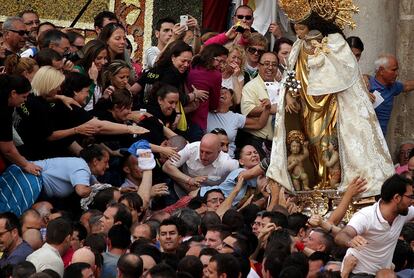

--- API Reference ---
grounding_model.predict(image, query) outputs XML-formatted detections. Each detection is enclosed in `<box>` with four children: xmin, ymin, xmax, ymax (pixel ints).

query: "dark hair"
<box><xmin>117</xmin><ymin>253</ymin><xmax>143</xmax><ymax>278</ymax></box>
<box><xmin>83</xmin><ymin>233</ymin><xmax>107</xmax><ymax>254</ymax></box>
<box><xmin>72</xmin><ymin>222</ymin><xmax>87</xmax><ymax>242</ymax></box>
<box><xmin>203</xmin><ymin>189</ymin><xmax>225</xmax><ymax>204</ymax></box>
<box><xmin>159</xmin><ymin>217</ymin><xmax>186</xmax><ymax>237</ymax></box>
<box><xmin>155</xmin><ymin>40</ymin><xmax>193</xmax><ymax>71</ymax></box>
<box><xmin>119</xmin><ymin>192</ymin><xmax>143</xmax><ymax>215</ymax></box>
<box><xmin>40</xmin><ymin>29</ymin><xmax>69</xmax><ymax>50</ymax></box>
<box><xmin>38</xmin><ymin>21</ymin><xmax>56</xmax><ymax>30</ymax></box>
<box><xmin>66</xmin><ymin>31</ymin><xmax>84</xmax><ymax>46</ymax></box>
<box><xmin>308</xmin><ymin>251</ymin><xmax>331</xmax><ymax>264</ymax></box>
<box><xmin>63</xmin><ymin>262</ymin><xmax>91</xmax><ymax>278</ymax></box>
<box><xmin>0</xmin><ymin>212</ymin><xmax>21</xmax><ymax>236</ymax></box>
<box><xmin>298</xmin><ymin>12</ymin><xmax>344</xmax><ymax>37</ymax></box>
<box><xmin>130</xmin><ymin>242</ymin><xmax>162</xmax><ymax>263</ymax></box>
<box><xmin>0</xmin><ymin>74</ymin><xmax>31</xmax><ymax>103</ymax></box>
<box><xmin>108</xmin><ymin>224</ymin><xmax>131</xmax><ymax>249</ymax></box>
<box><xmin>147</xmin><ymin>263</ymin><xmax>176</xmax><ymax>278</ymax></box>
<box><xmin>222</xmin><ymin>209</ymin><xmax>244</xmax><ymax>232</ymax></box>
<box><xmin>262</xmin><ymin>211</ymin><xmax>288</xmax><ymax>229</ymax></box>
<box><xmin>12</xmin><ymin>261</ymin><xmax>36</xmax><ymax>278</ymax></box>
<box><xmin>192</xmin><ymin>44</ymin><xmax>229</xmax><ymax>70</ymax></box>
<box><xmin>46</xmin><ymin>218</ymin><xmax>73</xmax><ymax>245</ymax></box>
<box><xmin>282</xmin><ymin>252</ymin><xmax>309</xmax><ymax>278</ymax></box>
<box><xmin>101</xmin><ymin>59</ymin><xmax>131</xmax><ymax>90</ymax></box>
<box><xmin>288</xmin><ymin>213</ymin><xmax>309</xmax><ymax>236</ymax></box>
<box><xmin>211</xmin><ymin>253</ymin><xmax>241</xmax><ymax>278</ymax></box>
<box><xmin>177</xmin><ymin>256</ymin><xmax>203</xmax><ymax>278</ymax></box>
<box><xmin>35</xmin><ymin>48</ymin><xmax>62</xmax><ymax>67</ymax></box>
<box><xmin>156</xmin><ymin>17</ymin><xmax>176</xmax><ymax>31</ymax></box>
<box><xmin>200</xmin><ymin>212</ymin><xmax>221</xmax><ymax>235</ymax></box>
<box><xmin>171</xmin><ymin>208</ymin><xmax>201</xmax><ymax>236</ymax></box>
<box><xmin>280</xmin><ymin>266</ymin><xmax>305</xmax><ymax>278</ymax></box>
<box><xmin>210</xmin><ymin>128</ymin><xmax>227</xmax><ymax>136</ymax></box>
<box><xmin>258</xmin><ymin>51</ymin><xmax>278</xmax><ymax>65</ymax></box>
<box><xmin>393</xmin><ymin>239</ymin><xmax>413</xmax><ymax>272</ymax></box>
<box><xmin>108</xmin><ymin>203</ymin><xmax>133</xmax><ymax>229</ymax></box>
<box><xmin>381</xmin><ymin>174</ymin><xmax>413</xmax><ymax>202</ymax></box>
<box><xmin>148</xmin><ymin>82</ymin><xmax>179</xmax><ymax>104</ymax></box>
<box><xmin>346</xmin><ymin>36</ymin><xmax>364</xmax><ymax>52</ymax></box>
<box><xmin>199</xmin><ymin>247</ymin><xmax>219</xmax><ymax>258</ymax></box>
<box><xmin>94</xmin><ymin>11</ymin><xmax>118</xmax><ymax>28</ymax></box>
<box><xmin>273</xmin><ymin>37</ymin><xmax>294</xmax><ymax>53</ymax></box>
<box><xmin>61</xmin><ymin>72</ymin><xmax>92</xmax><ymax>98</ymax></box>
<box><xmin>239</xmin><ymin>204</ymin><xmax>261</xmax><ymax>228</ymax></box>
<box><xmin>79</xmin><ymin>144</ymin><xmax>108</xmax><ymax>163</ymax></box>
<box><xmin>77</xmin><ymin>39</ymin><xmax>108</xmax><ymax>73</ymax></box>
<box><xmin>90</xmin><ymin>187</ymin><xmax>120</xmax><ymax>212</ymax></box>
<box><xmin>98</xmin><ymin>23</ymin><xmax>125</xmax><ymax>59</ymax></box>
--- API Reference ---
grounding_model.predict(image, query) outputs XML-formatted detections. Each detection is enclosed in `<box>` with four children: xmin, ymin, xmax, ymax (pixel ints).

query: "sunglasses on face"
<box><xmin>7</xmin><ymin>29</ymin><xmax>30</xmax><ymax>36</ymax></box>
<box><xmin>236</xmin><ymin>15</ymin><xmax>253</xmax><ymax>20</ymax></box>
<box><xmin>247</xmin><ymin>47</ymin><xmax>265</xmax><ymax>56</ymax></box>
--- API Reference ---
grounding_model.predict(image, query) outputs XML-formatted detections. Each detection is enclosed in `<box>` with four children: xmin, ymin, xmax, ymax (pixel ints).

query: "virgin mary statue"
<box><xmin>267</xmin><ymin>0</ymin><xmax>395</xmax><ymax>197</ymax></box>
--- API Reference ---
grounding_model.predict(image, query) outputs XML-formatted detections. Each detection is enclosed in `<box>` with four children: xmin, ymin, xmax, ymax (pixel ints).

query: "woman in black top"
<box><xmin>0</xmin><ymin>74</ymin><xmax>41</xmax><ymax>175</ymax></box>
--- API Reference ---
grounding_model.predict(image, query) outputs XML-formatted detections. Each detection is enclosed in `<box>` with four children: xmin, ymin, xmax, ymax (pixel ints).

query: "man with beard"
<box><xmin>335</xmin><ymin>174</ymin><xmax>414</xmax><ymax>277</ymax></box>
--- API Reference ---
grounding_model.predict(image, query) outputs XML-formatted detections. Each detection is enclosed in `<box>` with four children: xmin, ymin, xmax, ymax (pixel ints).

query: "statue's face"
<box><xmin>290</xmin><ymin>141</ymin><xmax>301</xmax><ymax>154</ymax></box>
<box><xmin>294</xmin><ymin>23</ymin><xmax>309</xmax><ymax>39</ymax></box>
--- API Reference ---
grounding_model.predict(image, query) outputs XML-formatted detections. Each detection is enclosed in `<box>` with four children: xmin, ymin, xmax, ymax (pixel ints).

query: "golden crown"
<box><xmin>287</xmin><ymin>130</ymin><xmax>306</xmax><ymax>145</ymax></box>
<box><xmin>278</xmin><ymin>0</ymin><xmax>359</xmax><ymax>29</ymax></box>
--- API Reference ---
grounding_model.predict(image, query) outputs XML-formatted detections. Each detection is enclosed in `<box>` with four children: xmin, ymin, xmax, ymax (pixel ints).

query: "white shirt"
<box><xmin>170</xmin><ymin>141</ymin><xmax>239</xmax><ymax>186</ymax></box>
<box><xmin>221</xmin><ymin>74</ymin><xmax>244</xmax><ymax>90</ymax></box>
<box><xmin>26</xmin><ymin>243</ymin><xmax>64</xmax><ymax>277</ymax></box>
<box><xmin>207</xmin><ymin>111</ymin><xmax>246</xmax><ymax>158</ymax></box>
<box><xmin>144</xmin><ymin>46</ymin><xmax>161</xmax><ymax>69</ymax></box>
<box><xmin>344</xmin><ymin>202</ymin><xmax>414</xmax><ymax>275</ymax></box>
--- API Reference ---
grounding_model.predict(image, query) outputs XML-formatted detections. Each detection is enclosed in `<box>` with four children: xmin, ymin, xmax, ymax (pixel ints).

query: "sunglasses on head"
<box><xmin>7</xmin><ymin>29</ymin><xmax>29</xmax><ymax>36</ymax></box>
<box><xmin>236</xmin><ymin>15</ymin><xmax>253</xmax><ymax>20</ymax></box>
<box><xmin>247</xmin><ymin>47</ymin><xmax>265</xmax><ymax>56</ymax></box>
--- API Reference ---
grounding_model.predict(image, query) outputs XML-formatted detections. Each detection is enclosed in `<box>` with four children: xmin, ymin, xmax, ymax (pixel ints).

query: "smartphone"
<box><xmin>180</xmin><ymin>15</ymin><xmax>188</xmax><ymax>28</ymax></box>
<box><xmin>235</xmin><ymin>21</ymin><xmax>245</xmax><ymax>33</ymax></box>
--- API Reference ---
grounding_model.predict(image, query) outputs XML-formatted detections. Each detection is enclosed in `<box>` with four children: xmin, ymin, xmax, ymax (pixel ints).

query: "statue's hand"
<box><xmin>285</xmin><ymin>95</ymin><xmax>300</xmax><ymax>113</ymax></box>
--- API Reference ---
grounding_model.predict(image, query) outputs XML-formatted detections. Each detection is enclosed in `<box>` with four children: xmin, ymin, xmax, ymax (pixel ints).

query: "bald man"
<box><xmin>23</xmin><ymin>229</ymin><xmax>43</xmax><ymax>250</ymax></box>
<box><xmin>163</xmin><ymin>133</ymin><xmax>239</xmax><ymax>194</ymax></box>
<box><xmin>369</xmin><ymin>54</ymin><xmax>414</xmax><ymax>136</ymax></box>
<box><xmin>71</xmin><ymin>247</ymin><xmax>98</xmax><ymax>277</ymax></box>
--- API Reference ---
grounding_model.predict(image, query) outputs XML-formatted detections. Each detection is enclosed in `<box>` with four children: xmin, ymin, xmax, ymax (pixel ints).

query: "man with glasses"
<box><xmin>241</xmin><ymin>52</ymin><xmax>280</xmax><ymax>159</ymax></box>
<box><xmin>0</xmin><ymin>212</ymin><xmax>33</xmax><ymax>268</ymax></box>
<box><xmin>1</xmin><ymin>17</ymin><xmax>28</xmax><ymax>57</ymax></box>
<box><xmin>19</xmin><ymin>10</ymin><xmax>40</xmax><ymax>47</ymax></box>
<box><xmin>335</xmin><ymin>174</ymin><xmax>414</xmax><ymax>277</ymax></box>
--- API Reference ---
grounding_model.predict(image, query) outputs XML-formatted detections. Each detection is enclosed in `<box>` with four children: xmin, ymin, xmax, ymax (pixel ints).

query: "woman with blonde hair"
<box><xmin>221</xmin><ymin>45</ymin><xmax>246</xmax><ymax>105</ymax></box>
<box><xmin>4</xmin><ymin>54</ymin><xmax>39</xmax><ymax>82</ymax></box>
<box><xmin>15</xmin><ymin>66</ymin><xmax>98</xmax><ymax>160</ymax></box>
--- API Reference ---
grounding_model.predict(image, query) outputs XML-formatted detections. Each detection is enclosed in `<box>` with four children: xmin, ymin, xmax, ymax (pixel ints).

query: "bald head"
<box><xmin>376</xmin><ymin>269</ymin><xmax>397</xmax><ymax>278</ymax></box>
<box><xmin>23</xmin><ymin>229</ymin><xmax>43</xmax><ymax>250</ymax></box>
<box><xmin>71</xmin><ymin>247</ymin><xmax>96</xmax><ymax>267</ymax></box>
<box><xmin>21</xmin><ymin>209</ymin><xmax>42</xmax><ymax>233</ymax></box>
<box><xmin>200</xmin><ymin>134</ymin><xmax>221</xmax><ymax>166</ymax></box>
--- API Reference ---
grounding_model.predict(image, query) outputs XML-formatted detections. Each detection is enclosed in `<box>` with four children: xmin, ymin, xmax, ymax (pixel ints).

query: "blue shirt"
<box><xmin>369</xmin><ymin>76</ymin><xmax>404</xmax><ymax>135</ymax></box>
<box><xmin>200</xmin><ymin>168</ymin><xmax>257</xmax><ymax>206</ymax></box>
<box><xmin>0</xmin><ymin>240</ymin><xmax>33</xmax><ymax>267</ymax></box>
<box><xmin>34</xmin><ymin>157</ymin><xmax>95</xmax><ymax>198</ymax></box>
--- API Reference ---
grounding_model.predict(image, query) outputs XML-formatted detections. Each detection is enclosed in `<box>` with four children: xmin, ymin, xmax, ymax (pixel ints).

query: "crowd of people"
<box><xmin>0</xmin><ymin>3</ymin><xmax>413</xmax><ymax>278</ymax></box>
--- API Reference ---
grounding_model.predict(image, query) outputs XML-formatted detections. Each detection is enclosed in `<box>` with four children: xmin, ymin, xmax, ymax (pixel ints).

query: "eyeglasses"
<box><xmin>213</xmin><ymin>57</ymin><xmax>227</xmax><ymax>65</ymax></box>
<box><xmin>24</xmin><ymin>20</ymin><xmax>40</xmax><ymax>26</ymax></box>
<box><xmin>247</xmin><ymin>47</ymin><xmax>265</xmax><ymax>56</ymax></box>
<box><xmin>236</xmin><ymin>15</ymin><xmax>253</xmax><ymax>20</ymax></box>
<box><xmin>259</xmin><ymin>62</ymin><xmax>278</xmax><ymax>68</ymax></box>
<box><xmin>403</xmin><ymin>194</ymin><xmax>414</xmax><ymax>199</ymax></box>
<box><xmin>7</xmin><ymin>29</ymin><xmax>30</xmax><ymax>36</ymax></box>
<box><xmin>0</xmin><ymin>229</ymin><xmax>11</xmax><ymax>237</ymax></box>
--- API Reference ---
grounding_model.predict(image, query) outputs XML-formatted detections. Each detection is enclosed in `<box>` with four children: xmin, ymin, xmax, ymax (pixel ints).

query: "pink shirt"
<box><xmin>187</xmin><ymin>66</ymin><xmax>222</xmax><ymax>129</ymax></box>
